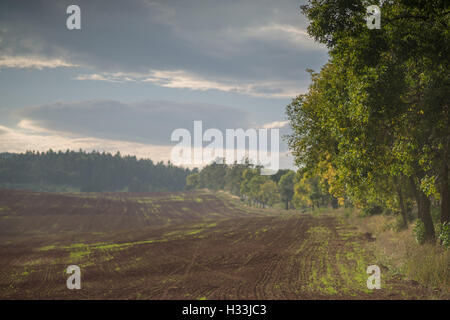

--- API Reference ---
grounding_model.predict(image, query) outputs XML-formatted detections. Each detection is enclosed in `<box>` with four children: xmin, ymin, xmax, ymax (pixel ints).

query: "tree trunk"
<box><xmin>410</xmin><ymin>176</ymin><xmax>435</xmax><ymax>242</ymax></box>
<box><xmin>397</xmin><ymin>185</ymin><xmax>408</xmax><ymax>227</ymax></box>
<box><xmin>394</xmin><ymin>176</ymin><xmax>408</xmax><ymax>227</ymax></box>
<box><xmin>409</xmin><ymin>176</ymin><xmax>422</xmax><ymax>219</ymax></box>
<box><xmin>441</xmin><ymin>161</ymin><xmax>449</xmax><ymax>224</ymax></box>
<box><xmin>285</xmin><ymin>199</ymin><xmax>289</xmax><ymax>210</ymax></box>
<box><xmin>420</xmin><ymin>192</ymin><xmax>435</xmax><ymax>242</ymax></box>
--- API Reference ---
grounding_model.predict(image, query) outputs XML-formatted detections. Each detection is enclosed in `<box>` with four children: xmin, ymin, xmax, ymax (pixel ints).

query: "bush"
<box><xmin>437</xmin><ymin>222</ymin><xmax>450</xmax><ymax>249</ymax></box>
<box><xmin>413</xmin><ymin>220</ymin><xmax>426</xmax><ymax>245</ymax></box>
<box><xmin>361</xmin><ymin>203</ymin><xmax>383</xmax><ymax>216</ymax></box>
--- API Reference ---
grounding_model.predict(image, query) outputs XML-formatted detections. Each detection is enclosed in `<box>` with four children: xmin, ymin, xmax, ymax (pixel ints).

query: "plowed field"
<box><xmin>0</xmin><ymin>189</ymin><xmax>433</xmax><ymax>299</ymax></box>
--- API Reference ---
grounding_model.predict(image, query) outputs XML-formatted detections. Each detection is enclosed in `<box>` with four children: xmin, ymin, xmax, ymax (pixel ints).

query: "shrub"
<box><xmin>437</xmin><ymin>222</ymin><xmax>450</xmax><ymax>249</ymax></box>
<box><xmin>413</xmin><ymin>220</ymin><xmax>426</xmax><ymax>245</ymax></box>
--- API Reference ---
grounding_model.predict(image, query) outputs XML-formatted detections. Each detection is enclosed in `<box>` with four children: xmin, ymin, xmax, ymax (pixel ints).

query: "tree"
<box><xmin>260</xmin><ymin>180</ymin><xmax>280</xmax><ymax>208</ymax></box>
<box><xmin>270</xmin><ymin>169</ymin><xmax>291</xmax><ymax>184</ymax></box>
<box><xmin>248</xmin><ymin>175</ymin><xmax>267</xmax><ymax>207</ymax></box>
<box><xmin>224</xmin><ymin>162</ymin><xmax>251</xmax><ymax>196</ymax></box>
<box><xmin>197</xmin><ymin>163</ymin><xmax>227</xmax><ymax>190</ymax></box>
<box><xmin>0</xmin><ymin>150</ymin><xmax>192</xmax><ymax>192</ymax></box>
<box><xmin>293</xmin><ymin>172</ymin><xmax>329</xmax><ymax>210</ymax></box>
<box><xmin>278</xmin><ymin>171</ymin><xmax>295</xmax><ymax>210</ymax></box>
<box><xmin>186</xmin><ymin>173</ymin><xmax>200</xmax><ymax>190</ymax></box>
<box><xmin>289</xmin><ymin>0</ymin><xmax>450</xmax><ymax>241</ymax></box>
<box><xmin>240</xmin><ymin>168</ymin><xmax>259</xmax><ymax>203</ymax></box>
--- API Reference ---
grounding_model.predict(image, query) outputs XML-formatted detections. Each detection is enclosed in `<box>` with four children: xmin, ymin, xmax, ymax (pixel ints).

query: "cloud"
<box><xmin>262</xmin><ymin>120</ymin><xmax>289</xmax><ymax>129</ymax></box>
<box><xmin>75</xmin><ymin>69</ymin><xmax>305</xmax><ymax>98</ymax></box>
<box><xmin>0</xmin><ymin>124</ymin><xmax>173</xmax><ymax>163</ymax></box>
<box><xmin>17</xmin><ymin>100</ymin><xmax>252</xmax><ymax>146</ymax></box>
<box><xmin>0</xmin><ymin>55</ymin><xmax>77</xmax><ymax>69</ymax></box>
<box><xmin>9</xmin><ymin>99</ymin><xmax>294</xmax><ymax>167</ymax></box>
<box><xmin>74</xmin><ymin>73</ymin><xmax>125</xmax><ymax>83</ymax></box>
<box><xmin>0</xmin><ymin>0</ymin><xmax>327</xmax><ymax>98</ymax></box>
<box><xmin>226</xmin><ymin>24</ymin><xmax>324</xmax><ymax>51</ymax></box>
<box><xmin>142</xmin><ymin>70</ymin><xmax>238</xmax><ymax>92</ymax></box>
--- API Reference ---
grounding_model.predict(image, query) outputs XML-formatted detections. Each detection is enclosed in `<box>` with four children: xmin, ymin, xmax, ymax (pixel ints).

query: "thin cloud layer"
<box><xmin>17</xmin><ymin>100</ymin><xmax>251</xmax><ymax>146</ymax></box>
<box><xmin>75</xmin><ymin>69</ymin><xmax>306</xmax><ymax>98</ymax></box>
<box><xmin>0</xmin><ymin>124</ymin><xmax>173</xmax><ymax>163</ymax></box>
<box><xmin>0</xmin><ymin>55</ymin><xmax>77</xmax><ymax>69</ymax></box>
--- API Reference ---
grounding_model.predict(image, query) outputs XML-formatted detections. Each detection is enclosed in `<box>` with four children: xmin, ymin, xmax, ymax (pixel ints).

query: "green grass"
<box><xmin>38</xmin><ymin>245</ymin><xmax>57</xmax><ymax>251</ymax></box>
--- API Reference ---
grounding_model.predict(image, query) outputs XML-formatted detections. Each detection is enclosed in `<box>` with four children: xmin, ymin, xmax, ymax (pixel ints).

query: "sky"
<box><xmin>0</xmin><ymin>0</ymin><xmax>328</xmax><ymax>169</ymax></box>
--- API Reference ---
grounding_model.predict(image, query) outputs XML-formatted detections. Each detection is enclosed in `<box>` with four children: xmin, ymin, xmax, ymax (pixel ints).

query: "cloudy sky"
<box><xmin>0</xmin><ymin>0</ymin><xmax>328</xmax><ymax>169</ymax></box>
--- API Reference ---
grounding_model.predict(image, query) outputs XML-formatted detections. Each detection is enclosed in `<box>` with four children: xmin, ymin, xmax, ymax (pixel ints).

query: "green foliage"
<box><xmin>437</xmin><ymin>222</ymin><xmax>450</xmax><ymax>249</ymax></box>
<box><xmin>278</xmin><ymin>171</ymin><xmax>295</xmax><ymax>210</ymax></box>
<box><xmin>287</xmin><ymin>0</ymin><xmax>450</xmax><ymax>241</ymax></box>
<box><xmin>186</xmin><ymin>162</ymin><xmax>252</xmax><ymax>194</ymax></box>
<box><xmin>259</xmin><ymin>180</ymin><xmax>280</xmax><ymax>207</ymax></box>
<box><xmin>413</xmin><ymin>220</ymin><xmax>426</xmax><ymax>245</ymax></box>
<box><xmin>188</xmin><ymin>162</ymin><xmax>339</xmax><ymax>211</ymax></box>
<box><xmin>197</xmin><ymin>163</ymin><xmax>227</xmax><ymax>190</ymax></box>
<box><xmin>225</xmin><ymin>162</ymin><xmax>252</xmax><ymax>195</ymax></box>
<box><xmin>186</xmin><ymin>173</ymin><xmax>200</xmax><ymax>190</ymax></box>
<box><xmin>187</xmin><ymin>163</ymin><xmax>296</xmax><ymax>209</ymax></box>
<box><xmin>248</xmin><ymin>175</ymin><xmax>268</xmax><ymax>207</ymax></box>
<box><xmin>240</xmin><ymin>168</ymin><xmax>259</xmax><ymax>201</ymax></box>
<box><xmin>0</xmin><ymin>150</ymin><xmax>191</xmax><ymax>192</ymax></box>
<box><xmin>293</xmin><ymin>172</ymin><xmax>334</xmax><ymax>210</ymax></box>
<box><xmin>270</xmin><ymin>169</ymin><xmax>291</xmax><ymax>184</ymax></box>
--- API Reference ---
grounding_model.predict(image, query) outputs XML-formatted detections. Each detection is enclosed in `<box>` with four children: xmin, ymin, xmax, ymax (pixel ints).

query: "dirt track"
<box><xmin>0</xmin><ymin>189</ymin><xmax>435</xmax><ymax>299</ymax></box>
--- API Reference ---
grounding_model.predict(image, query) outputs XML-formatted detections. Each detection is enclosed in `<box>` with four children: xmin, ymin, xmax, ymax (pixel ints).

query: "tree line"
<box><xmin>286</xmin><ymin>0</ymin><xmax>449</xmax><ymax>243</ymax></box>
<box><xmin>0</xmin><ymin>150</ymin><xmax>192</xmax><ymax>192</ymax></box>
<box><xmin>186</xmin><ymin>161</ymin><xmax>338</xmax><ymax>210</ymax></box>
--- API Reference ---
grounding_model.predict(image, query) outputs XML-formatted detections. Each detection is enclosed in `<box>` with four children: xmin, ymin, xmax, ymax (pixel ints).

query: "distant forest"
<box><xmin>0</xmin><ymin>150</ymin><xmax>193</xmax><ymax>192</ymax></box>
<box><xmin>186</xmin><ymin>161</ymin><xmax>339</xmax><ymax>211</ymax></box>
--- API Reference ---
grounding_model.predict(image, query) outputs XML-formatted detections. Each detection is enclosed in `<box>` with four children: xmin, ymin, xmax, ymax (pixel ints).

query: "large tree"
<box><xmin>288</xmin><ymin>0</ymin><xmax>449</xmax><ymax>241</ymax></box>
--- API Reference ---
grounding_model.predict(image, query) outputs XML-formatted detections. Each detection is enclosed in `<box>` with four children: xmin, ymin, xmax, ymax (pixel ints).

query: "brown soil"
<box><xmin>0</xmin><ymin>189</ymin><xmax>439</xmax><ymax>299</ymax></box>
